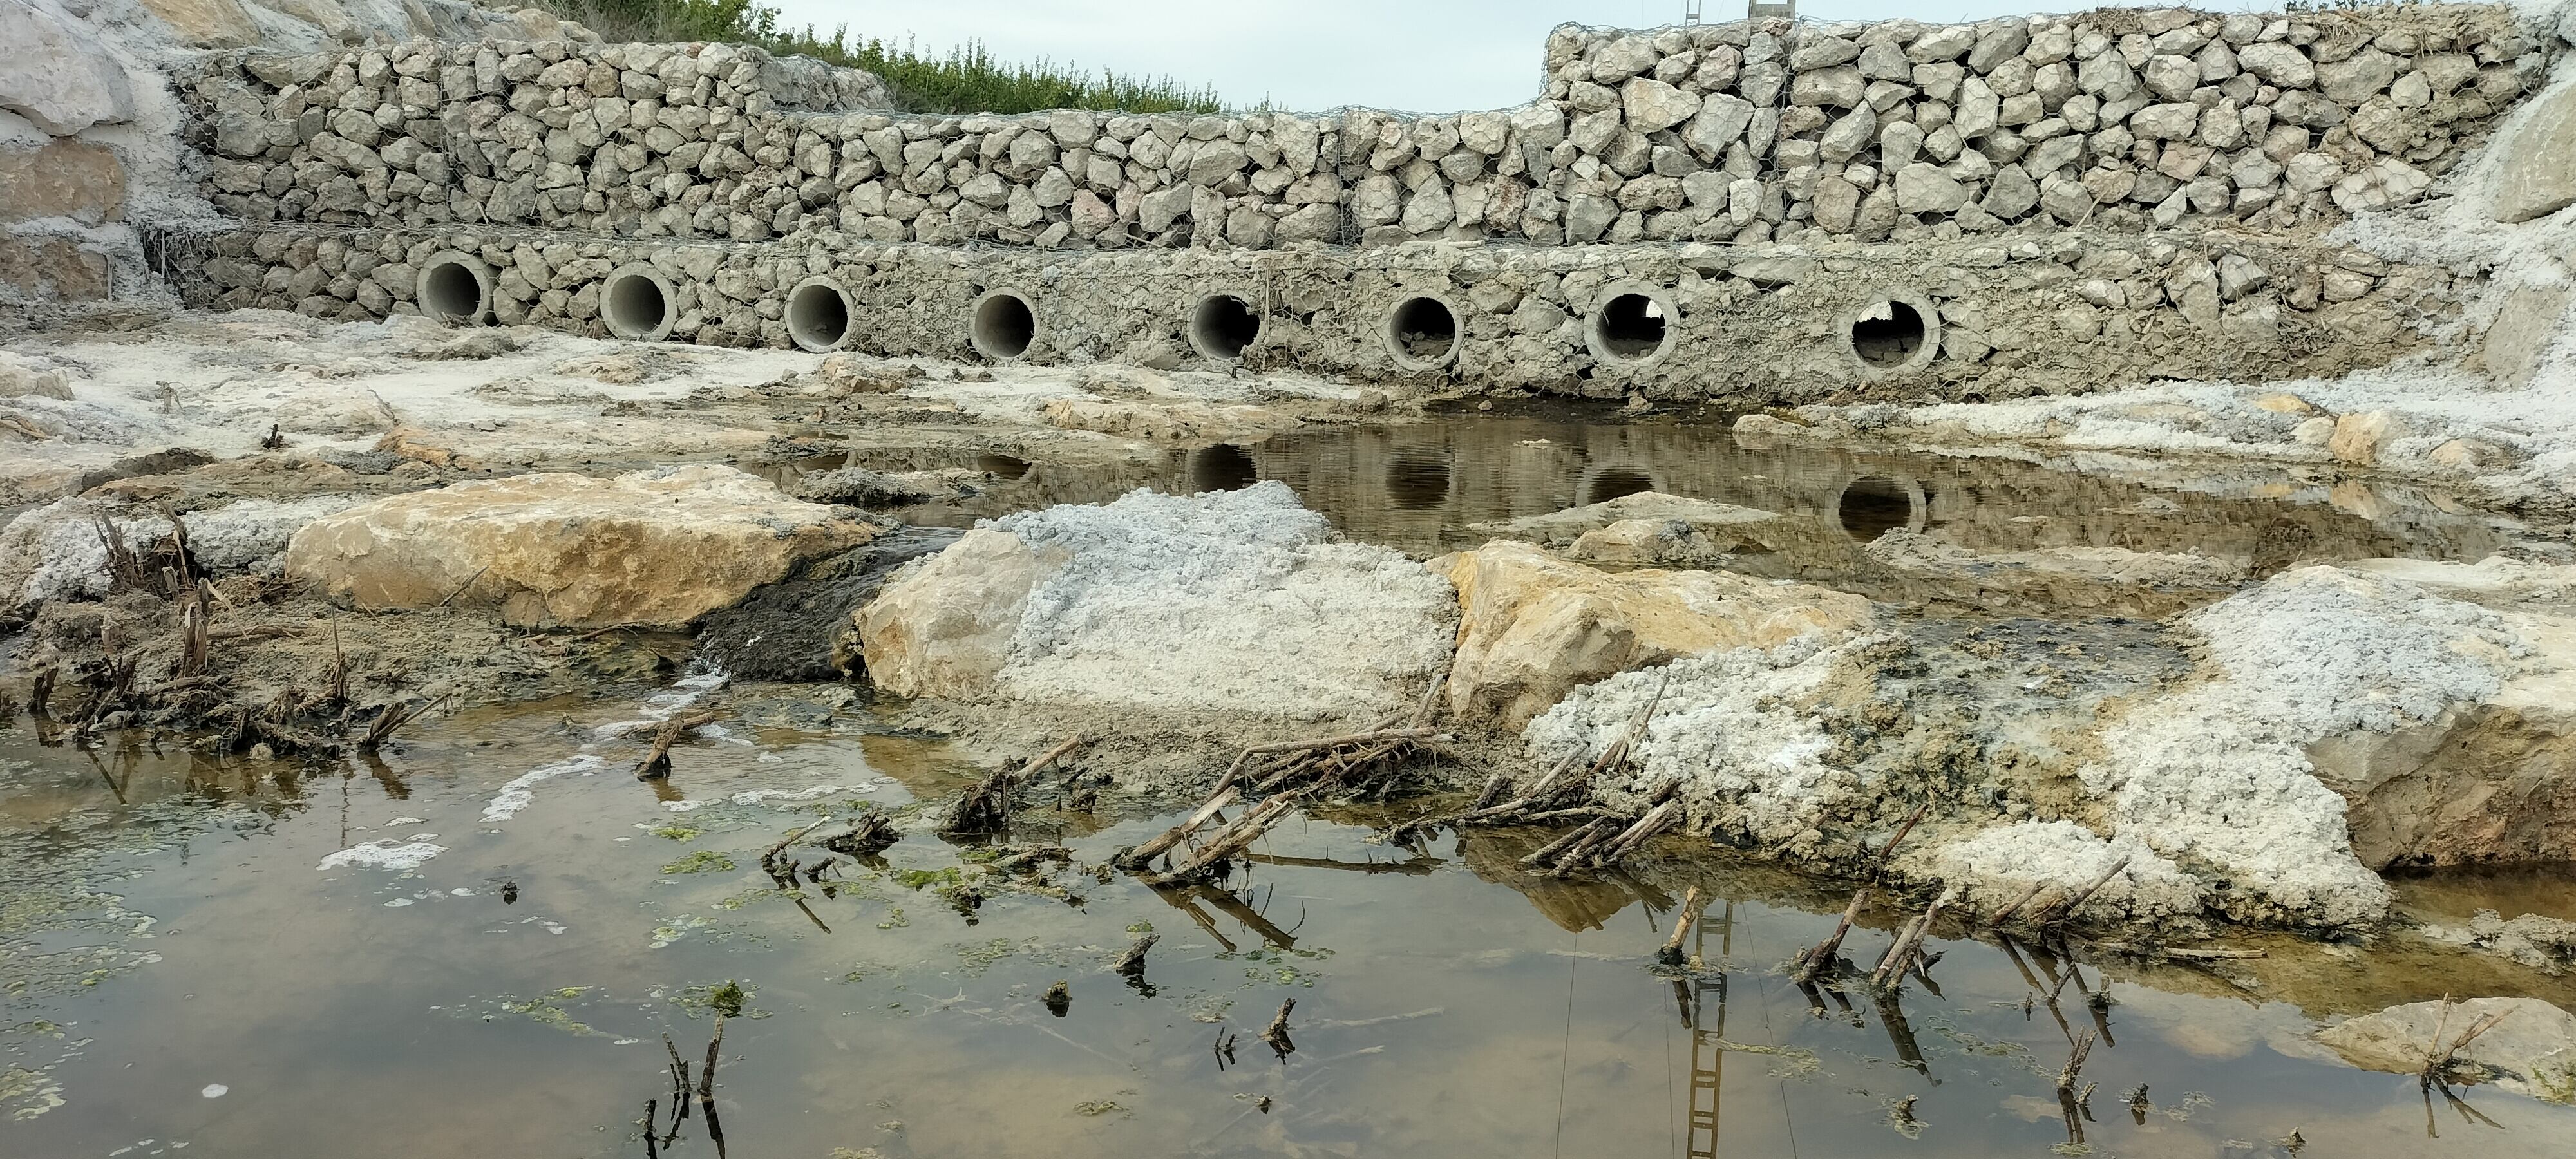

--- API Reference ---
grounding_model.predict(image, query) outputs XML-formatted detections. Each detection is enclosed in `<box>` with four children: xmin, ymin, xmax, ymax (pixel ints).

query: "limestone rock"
<box><xmin>2318</xmin><ymin>998</ymin><xmax>2576</xmax><ymax>1102</ymax></box>
<box><xmin>0</xmin><ymin>3</ymin><xmax>135</xmax><ymax>135</ymax></box>
<box><xmin>1622</xmin><ymin>77</ymin><xmax>1701</xmax><ymax>134</ymax></box>
<box><xmin>132</xmin><ymin>0</ymin><xmax>263</xmax><ymax>46</ymax></box>
<box><xmin>283</xmin><ymin>465</ymin><xmax>878</xmax><ymax>628</ymax></box>
<box><xmin>1437</xmin><ymin>540</ymin><xmax>1872</xmax><ymax>727</ymax></box>
<box><xmin>1469</xmin><ymin>491</ymin><xmax>1782</xmax><ymax>550</ymax></box>
<box><xmin>2327</xmin><ymin>410</ymin><xmax>2403</xmax><ymax>466</ymax></box>
<box><xmin>1893</xmin><ymin>162</ymin><xmax>1969</xmax><ymax>214</ymax></box>
<box><xmin>854</xmin><ymin>483</ymin><xmax>1455</xmax><ymax>715</ymax></box>
<box><xmin>852</xmin><ymin>527</ymin><xmax>1054</xmax><ymax>699</ymax></box>
<box><xmin>2495</xmin><ymin>82</ymin><xmax>2576</xmax><ymax>223</ymax></box>
<box><xmin>0</xmin><ymin>138</ymin><xmax>126</xmax><ymax>225</ymax></box>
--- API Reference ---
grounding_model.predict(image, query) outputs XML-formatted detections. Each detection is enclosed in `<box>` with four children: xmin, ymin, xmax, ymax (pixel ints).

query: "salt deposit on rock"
<box><xmin>1</xmin><ymin>493</ymin><xmax>366</xmax><ymax>609</ymax></box>
<box><xmin>857</xmin><ymin>482</ymin><xmax>1455</xmax><ymax>719</ymax></box>
<box><xmin>285</xmin><ymin>465</ymin><xmax>876</xmax><ymax>628</ymax></box>
<box><xmin>1524</xmin><ymin>561</ymin><xmax>2569</xmax><ymax>928</ymax></box>
<box><xmin>2084</xmin><ymin>565</ymin><xmax>2519</xmax><ymax>925</ymax></box>
<box><xmin>1439</xmin><ymin>540</ymin><xmax>1871</xmax><ymax>727</ymax></box>
<box><xmin>1470</xmin><ymin>491</ymin><xmax>1782</xmax><ymax>551</ymax></box>
<box><xmin>1920</xmin><ymin>822</ymin><xmax>2208</xmax><ymax>924</ymax></box>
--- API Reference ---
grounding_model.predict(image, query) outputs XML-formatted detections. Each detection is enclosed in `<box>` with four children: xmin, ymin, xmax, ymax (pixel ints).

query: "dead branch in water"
<box><xmin>697</xmin><ymin>1016</ymin><xmax>725</xmax><ymax>1115</ymax></box>
<box><xmin>2056</xmin><ymin>1028</ymin><xmax>2097</xmax><ymax>1094</ymax></box>
<box><xmin>1117</xmin><ymin>719</ymin><xmax>1444</xmax><ymax>874</ymax></box>
<box><xmin>942</xmin><ymin>733</ymin><xmax>1084</xmax><ymax>834</ymax></box>
<box><xmin>1794</xmin><ymin>887</ymin><xmax>1871</xmax><ymax>983</ymax></box>
<box><xmin>2421</xmin><ymin>994</ymin><xmax>2515</xmax><ymax>1087</ymax></box>
<box><xmin>357</xmin><ymin>693</ymin><xmax>447</xmax><ymax>752</ymax></box>
<box><xmin>633</xmin><ymin>709</ymin><xmax>721</xmax><ymax>778</ymax></box>
<box><xmin>1113</xmin><ymin>933</ymin><xmax>1158</xmax><ymax>976</ymax></box>
<box><xmin>1657</xmin><ymin>885</ymin><xmax>1704</xmax><ymax>965</ymax></box>
<box><xmin>1869</xmin><ymin>886</ymin><xmax>1960</xmax><ymax>989</ymax></box>
<box><xmin>1261</xmin><ymin>997</ymin><xmax>1296</xmax><ymax>1057</ymax></box>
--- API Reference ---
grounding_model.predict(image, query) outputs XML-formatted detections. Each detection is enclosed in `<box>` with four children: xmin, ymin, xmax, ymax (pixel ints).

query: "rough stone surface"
<box><xmin>2495</xmin><ymin>82</ymin><xmax>2576</xmax><ymax>224</ymax></box>
<box><xmin>857</xmin><ymin>482</ymin><xmax>1455</xmax><ymax>718</ymax></box>
<box><xmin>0</xmin><ymin>2</ymin><xmax>134</xmax><ymax>135</ymax></box>
<box><xmin>1437</xmin><ymin>540</ymin><xmax>1871</xmax><ymax>728</ymax></box>
<box><xmin>0</xmin><ymin>138</ymin><xmax>126</xmax><ymax>225</ymax></box>
<box><xmin>283</xmin><ymin>465</ymin><xmax>876</xmax><ymax>628</ymax></box>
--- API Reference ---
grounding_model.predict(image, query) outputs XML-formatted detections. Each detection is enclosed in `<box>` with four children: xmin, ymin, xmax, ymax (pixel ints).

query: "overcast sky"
<box><xmin>764</xmin><ymin>1</ymin><xmax>2269</xmax><ymax>113</ymax></box>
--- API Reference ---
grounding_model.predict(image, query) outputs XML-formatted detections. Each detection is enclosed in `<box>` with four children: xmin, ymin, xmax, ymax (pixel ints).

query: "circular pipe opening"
<box><xmin>601</xmin><ymin>265</ymin><xmax>676</xmax><ymax>342</ymax></box>
<box><xmin>1385</xmin><ymin>451</ymin><xmax>1451</xmax><ymax>511</ymax></box>
<box><xmin>415</xmin><ymin>250</ymin><xmax>491</xmax><ymax>326</ymax></box>
<box><xmin>1844</xmin><ymin>292</ymin><xmax>1942</xmax><ymax>376</ymax></box>
<box><xmin>1586</xmin><ymin>285</ymin><xmax>1678</xmax><ymax>366</ymax></box>
<box><xmin>1188</xmin><ymin>292</ymin><xmax>1262</xmax><ymax>361</ymax></box>
<box><xmin>969</xmin><ymin>289</ymin><xmax>1038</xmax><ymax>361</ymax></box>
<box><xmin>1836</xmin><ymin>475</ymin><xmax>1927</xmax><ymax>542</ymax></box>
<box><xmin>1852</xmin><ymin>302</ymin><xmax>1927</xmax><ymax>367</ymax></box>
<box><xmin>1383</xmin><ymin>295</ymin><xmax>1460</xmax><ymax>372</ymax></box>
<box><xmin>786</xmin><ymin>277</ymin><xmax>853</xmax><ymax>353</ymax></box>
<box><xmin>1189</xmin><ymin>444</ymin><xmax>1258</xmax><ymax>493</ymax></box>
<box><xmin>1580</xmin><ymin>465</ymin><xmax>1657</xmax><ymax>507</ymax></box>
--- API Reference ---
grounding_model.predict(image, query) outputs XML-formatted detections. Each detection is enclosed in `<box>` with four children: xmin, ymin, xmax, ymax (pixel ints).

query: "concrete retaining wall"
<box><xmin>166</xmin><ymin>221</ymin><xmax>2456</xmax><ymax>400</ymax></box>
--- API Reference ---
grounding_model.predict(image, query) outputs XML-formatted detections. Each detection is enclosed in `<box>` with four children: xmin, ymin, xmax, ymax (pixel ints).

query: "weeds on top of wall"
<box><xmin>524</xmin><ymin>0</ymin><xmax>1226</xmax><ymax>114</ymax></box>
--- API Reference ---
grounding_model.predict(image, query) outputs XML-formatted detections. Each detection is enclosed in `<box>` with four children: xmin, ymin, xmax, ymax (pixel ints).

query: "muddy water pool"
<box><xmin>771</xmin><ymin>402</ymin><xmax>2542</xmax><ymax>607</ymax></box>
<box><xmin>6</xmin><ymin>686</ymin><xmax>2575</xmax><ymax>1158</ymax></box>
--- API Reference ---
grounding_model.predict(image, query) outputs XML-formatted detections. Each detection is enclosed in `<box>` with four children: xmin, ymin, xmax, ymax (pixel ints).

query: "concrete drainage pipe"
<box><xmin>1188</xmin><ymin>292</ymin><xmax>1262</xmax><ymax>361</ymax></box>
<box><xmin>1383</xmin><ymin>294</ymin><xmax>1461</xmax><ymax>372</ymax></box>
<box><xmin>1585</xmin><ymin>282</ymin><xmax>1680</xmax><ymax>367</ymax></box>
<box><xmin>969</xmin><ymin>288</ymin><xmax>1039</xmax><ymax>360</ymax></box>
<box><xmin>601</xmin><ymin>265</ymin><xmax>677</xmax><ymax>342</ymax></box>
<box><xmin>414</xmin><ymin>250</ymin><xmax>492</xmax><ymax>326</ymax></box>
<box><xmin>1843</xmin><ymin>291</ymin><xmax>1942</xmax><ymax>376</ymax></box>
<box><xmin>786</xmin><ymin>277</ymin><xmax>854</xmax><ymax>353</ymax></box>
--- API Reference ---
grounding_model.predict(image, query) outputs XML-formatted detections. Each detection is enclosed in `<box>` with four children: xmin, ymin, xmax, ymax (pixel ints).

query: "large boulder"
<box><xmin>0</xmin><ymin>1</ymin><xmax>134</xmax><ymax>135</ymax></box>
<box><xmin>2318</xmin><ymin>997</ymin><xmax>2576</xmax><ymax>1102</ymax></box>
<box><xmin>283</xmin><ymin>466</ymin><xmax>877</xmax><ymax>629</ymax></box>
<box><xmin>855</xmin><ymin>482</ymin><xmax>1455</xmax><ymax>717</ymax></box>
<box><xmin>2494</xmin><ymin>82</ymin><xmax>2576</xmax><ymax>224</ymax></box>
<box><xmin>1437</xmin><ymin>540</ymin><xmax>1873</xmax><ymax>728</ymax></box>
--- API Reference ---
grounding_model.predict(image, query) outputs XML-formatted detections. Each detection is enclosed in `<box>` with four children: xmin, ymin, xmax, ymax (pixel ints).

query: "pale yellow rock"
<box><xmin>2474</xmin><ymin>283</ymin><xmax>2569</xmax><ymax>386</ymax></box>
<box><xmin>133</xmin><ymin>0</ymin><xmax>265</xmax><ymax>46</ymax></box>
<box><xmin>1437</xmin><ymin>540</ymin><xmax>1873</xmax><ymax>728</ymax></box>
<box><xmin>2252</xmin><ymin>392</ymin><xmax>2320</xmax><ymax>415</ymax></box>
<box><xmin>283</xmin><ymin>466</ymin><xmax>876</xmax><ymax>628</ymax></box>
<box><xmin>2291</xmin><ymin>415</ymin><xmax>2336</xmax><ymax>447</ymax></box>
<box><xmin>853</xmin><ymin>528</ymin><xmax>1062</xmax><ymax>698</ymax></box>
<box><xmin>1566</xmin><ymin>517</ymin><xmax>1736</xmax><ymax>567</ymax></box>
<box><xmin>2430</xmin><ymin>437</ymin><xmax>2513</xmax><ymax>471</ymax></box>
<box><xmin>1472</xmin><ymin>491</ymin><xmax>1781</xmax><ymax>549</ymax></box>
<box><xmin>2326</xmin><ymin>410</ymin><xmax>2403</xmax><ymax>465</ymax></box>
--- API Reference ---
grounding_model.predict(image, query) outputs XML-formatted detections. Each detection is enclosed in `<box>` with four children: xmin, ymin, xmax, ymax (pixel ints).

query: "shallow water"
<box><xmin>768</xmin><ymin>402</ymin><xmax>2535</xmax><ymax>605</ymax></box>
<box><xmin>6</xmin><ymin>684</ymin><xmax>2574</xmax><ymax>1158</ymax></box>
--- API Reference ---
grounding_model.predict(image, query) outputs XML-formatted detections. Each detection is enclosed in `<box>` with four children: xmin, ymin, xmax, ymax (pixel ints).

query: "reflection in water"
<box><xmin>1580</xmin><ymin>464</ymin><xmax>1658</xmax><ymax>507</ymax></box>
<box><xmin>773</xmin><ymin>404</ymin><xmax>2527</xmax><ymax>617</ymax></box>
<box><xmin>1837</xmin><ymin>474</ymin><xmax>1920</xmax><ymax>542</ymax></box>
<box><xmin>5</xmin><ymin>705</ymin><xmax>2576</xmax><ymax>1158</ymax></box>
<box><xmin>1384</xmin><ymin>451</ymin><xmax>1451</xmax><ymax>511</ymax></box>
<box><xmin>1188</xmin><ymin>442</ymin><xmax>1258</xmax><ymax>492</ymax></box>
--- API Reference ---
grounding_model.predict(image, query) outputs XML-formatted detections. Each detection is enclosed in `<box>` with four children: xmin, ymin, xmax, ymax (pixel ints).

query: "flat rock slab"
<box><xmin>284</xmin><ymin>465</ymin><xmax>878</xmax><ymax>628</ymax></box>
<box><xmin>2318</xmin><ymin>997</ymin><xmax>2576</xmax><ymax>1102</ymax></box>
<box><xmin>1472</xmin><ymin>491</ymin><xmax>1781</xmax><ymax>547</ymax></box>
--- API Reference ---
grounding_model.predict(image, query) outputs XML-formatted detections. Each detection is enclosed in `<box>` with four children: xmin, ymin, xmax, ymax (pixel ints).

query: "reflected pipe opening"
<box><xmin>415</xmin><ymin>252</ymin><xmax>490</xmax><ymax>326</ymax></box>
<box><xmin>601</xmin><ymin>266</ymin><xmax>676</xmax><ymax>342</ymax></box>
<box><xmin>1385</xmin><ymin>296</ymin><xmax>1459</xmax><ymax>369</ymax></box>
<box><xmin>786</xmin><ymin>278</ymin><xmax>852</xmax><ymax>352</ymax></box>
<box><xmin>1837</xmin><ymin>475</ymin><xmax>1922</xmax><ymax>541</ymax></box>
<box><xmin>1589</xmin><ymin>292</ymin><xmax>1668</xmax><ymax>361</ymax></box>
<box><xmin>1189</xmin><ymin>293</ymin><xmax>1261</xmax><ymax>361</ymax></box>
<box><xmin>971</xmin><ymin>290</ymin><xmax>1037</xmax><ymax>360</ymax></box>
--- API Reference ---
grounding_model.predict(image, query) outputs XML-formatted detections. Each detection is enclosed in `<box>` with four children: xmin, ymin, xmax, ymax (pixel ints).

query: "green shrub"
<box><xmin>523</xmin><ymin>0</ymin><xmax>1224</xmax><ymax>113</ymax></box>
